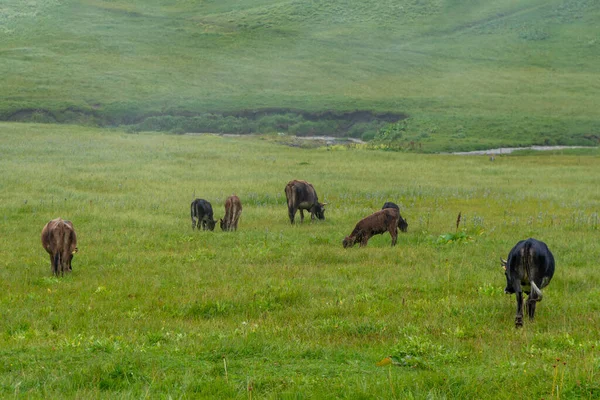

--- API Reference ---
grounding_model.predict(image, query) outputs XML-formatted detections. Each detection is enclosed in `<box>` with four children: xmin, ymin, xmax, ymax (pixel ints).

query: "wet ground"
<box><xmin>450</xmin><ymin>146</ymin><xmax>594</xmax><ymax>155</ymax></box>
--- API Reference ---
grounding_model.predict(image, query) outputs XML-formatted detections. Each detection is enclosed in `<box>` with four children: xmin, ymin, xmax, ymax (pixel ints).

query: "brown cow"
<box><xmin>220</xmin><ymin>195</ymin><xmax>243</xmax><ymax>231</ymax></box>
<box><xmin>41</xmin><ymin>218</ymin><xmax>78</xmax><ymax>276</ymax></box>
<box><xmin>343</xmin><ymin>208</ymin><xmax>399</xmax><ymax>248</ymax></box>
<box><xmin>284</xmin><ymin>180</ymin><xmax>326</xmax><ymax>224</ymax></box>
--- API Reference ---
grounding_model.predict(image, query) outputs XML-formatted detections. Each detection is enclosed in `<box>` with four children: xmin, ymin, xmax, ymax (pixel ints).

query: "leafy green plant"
<box><xmin>435</xmin><ymin>231</ymin><xmax>473</xmax><ymax>245</ymax></box>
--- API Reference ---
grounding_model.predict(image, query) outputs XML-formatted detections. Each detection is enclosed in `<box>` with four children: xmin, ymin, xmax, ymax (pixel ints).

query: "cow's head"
<box><xmin>207</xmin><ymin>218</ymin><xmax>216</xmax><ymax>231</ymax></box>
<box><xmin>219</xmin><ymin>218</ymin><xmax>226</xmax><ymax>231</ymax></box>
<box><xmin>342</xmin><ymin>236</ymin><xmax>355</xmax><ymax>248</ymax></box>
<box><xmin>501</xmin><ymin>258</ymin><xmax>514</xmax><ymax>294</ymax></box>
<box><xmin>399</xmin><ymin>217</ymin><xmax>408</xmax><ymax>233</ymax></box>
<box><xmin>314</xmin><ymin>202</ymin><xmax>327</xmax><ymax>220</ymax></box>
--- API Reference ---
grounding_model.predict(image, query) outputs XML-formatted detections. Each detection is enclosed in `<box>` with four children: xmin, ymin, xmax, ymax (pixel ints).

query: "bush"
<box><xmin>361</xmin><ymin>130</ymin><xmax>376</xmax><ymax>141</ymax></box>
<box><xmin>256</xmin><ymin>113</ymin><xmax>302</xmax><ymax>133</ymax></box>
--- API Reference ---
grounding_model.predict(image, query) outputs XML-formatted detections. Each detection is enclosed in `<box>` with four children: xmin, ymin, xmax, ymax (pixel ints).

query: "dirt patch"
<box><xmin>449</xmin><ymin>146</ymin><xmax>595</xmax><ymax>155</ymax></box>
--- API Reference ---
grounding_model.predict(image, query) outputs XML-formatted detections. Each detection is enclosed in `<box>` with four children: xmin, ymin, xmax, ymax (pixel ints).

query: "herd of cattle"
<box><xmin>41</xmin><ymin>179</ymin><xmax>555</xmax><ymax>328</ymax></box>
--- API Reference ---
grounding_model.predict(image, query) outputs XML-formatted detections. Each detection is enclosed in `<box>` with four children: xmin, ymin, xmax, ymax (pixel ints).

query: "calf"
<box><xmin>381</xmin><ymin>201</ymin><xmax>408</xmax><ymax>232</ymax></box>
<box><xmin>220</xmin><ymin>195</ymin><xmax>242</xmax><ymax>231</ymax></box>
<box><xmin>191</xmin><ymin>199</ymin><xmax>216</xmax><ymax>231</ymax></box>
<box><xmin>501</xmin><ymin>238</ymin><xmax>555</xmax><ymax>327</ymax></box>
<box><xmin>41</xmin><ymin>218</ymin><xmax>78</xmax><ymax>276</ymax></box>
<box><xmin>284</xmin><ymin>180</ymin><xmax>326</xmax><ymax>224</ymax></box>
<box><xmin>343</xmin><ymin>208</ymin><xmax>400</xmax><ymax>248</ymax></box>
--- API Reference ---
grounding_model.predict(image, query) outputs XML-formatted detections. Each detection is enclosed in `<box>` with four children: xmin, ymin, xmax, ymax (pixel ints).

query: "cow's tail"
<box><xmin>233</xmin><ymin>202</ymin><xmax>241</xmax><ymax>227</ymax></box>
<box><xmin>285</xmin><ymin>184</ymin><xmax>295</xmax><ymax>208</ymax></box>
<box><xmin>524</xmin><ymin>240</ymin><xmax>543</xmax><ymax>302</ymax></box>
<box><xmin>60</xmin><ymin>223</ymin><xmax>72</xmax><ymax>274</ymax></box>
<box><xmin>531</xmin><ymin>281</ymin><xmax>543</xmax><ymax>302</ymax></box>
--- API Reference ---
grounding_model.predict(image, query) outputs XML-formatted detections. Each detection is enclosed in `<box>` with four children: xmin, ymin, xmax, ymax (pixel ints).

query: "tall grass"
<box><xmin>0</xmin><ymin>123</ymin><xmax>599</xmax><ymax>398</ymax></box>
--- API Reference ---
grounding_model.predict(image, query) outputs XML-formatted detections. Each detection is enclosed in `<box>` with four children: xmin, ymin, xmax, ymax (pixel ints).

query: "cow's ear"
<box><xmin>321</xmin><ymin>202</ymin><xmax>328</xmax><ymax>207</ymax></box>
<box><xmin>500</xmin><ymin>257</ymin><xmax>507</xmax><ymax>269</ymax></box>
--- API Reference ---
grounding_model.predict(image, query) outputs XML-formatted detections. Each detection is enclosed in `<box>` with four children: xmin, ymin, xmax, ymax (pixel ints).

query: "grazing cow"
<box><xmin>220</xmin><ymin>195</ymin><xmax>243</xmax><ymax>231</ymax></box>
<box><xmin>284</xmin><ymin>180</ymin><xmax>326</xmax><ymax>224</ymax></box>
<box><xmin>41</xmin><ymin>218</ymin><xmax>78</xmax><ymax>276</ymax></box>
<box><xmin>501</xmin><ymin>238</ymin><xmax>555</xmax><ymax>327</ymax></box>
<box><xmin>381</xmin><ymin>202</ymin><xmax>409</xmax><ymax>232</ymax></box>
<box><xmin>191</xmin><ymin>199</ymin><xmax>216</xmax><ymax>231</ymax></box>
<box><xmin>343</xmin><ymin>208</ymin><xmax>400</xmax><ymax>248</ymax></box>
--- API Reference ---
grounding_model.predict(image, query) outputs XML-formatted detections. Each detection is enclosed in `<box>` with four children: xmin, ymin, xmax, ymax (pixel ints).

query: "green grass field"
<box><xmin>1</xmin><ymin>122</ymin><xmax>599</xmax><ymax>398</ymax></box>
<box><xmin>1</xmin><ymin>0</ymin><xmax>600</xmax><ymax>150</ymax></box>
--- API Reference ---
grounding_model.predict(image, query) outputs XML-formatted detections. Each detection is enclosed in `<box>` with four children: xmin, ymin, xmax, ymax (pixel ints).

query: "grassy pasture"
<box><xmin>0</xmin><ymin>122</ymin><xmax>599</xmax><ymax>398</ymax></box>
<box><xmin>1</xmin><ymin>0</ymin><xmax>600</xmax><ymax>149</ymax></box>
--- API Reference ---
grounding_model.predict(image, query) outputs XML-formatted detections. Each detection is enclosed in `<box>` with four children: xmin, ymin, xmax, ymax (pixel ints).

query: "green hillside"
<box><xmin>1</xmin><ymin>0</ymin><xmax>599</xmax><ymax>150</ymax></box>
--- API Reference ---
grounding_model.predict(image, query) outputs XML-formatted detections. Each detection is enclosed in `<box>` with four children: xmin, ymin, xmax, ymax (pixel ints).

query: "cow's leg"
<box><xmin>53</xmin><ymin>253</ymin><xmax>60</xmax><ymax>276</ymax></box>
<box><xmin>64</xmin><ymin>248</ymin><xmax>74</xmax><ymax>274</ymax></box>
<box><xmin>299</xmin><ymin>209</ymin><xmax>305</xmax><ymax>223</ymax></box>
<box><xmin>515</xmin><ymin>291</ymin><xmax>524</xmax><ymax>327</ymax></box>
<box><xmin>288</xmin><ymin>207</ymin><xmax>296</xmax><ymax>224</ymax></box>
<box><xmin>191</xmin><ymin>206</ymin><xmax>197</xmax><ymax>230</ymax></box>
<box><xmin>360</xmin><ymin>235</ymin><xmax>369</xmax><ymax>247</ymax></box>
<box><xmin>62</xmin><ymin>249</ymin><xmax>71</xmax><ymax>275</ymax></box>
<box><xmin>527</xmin><ymin>293</ymin><xmax>538</xmax><ymax>320</ymax></box>
<box><xmin>389</xmin><ymin>226</ymin><xmax>398</xmax><ymax>246</ymax></box>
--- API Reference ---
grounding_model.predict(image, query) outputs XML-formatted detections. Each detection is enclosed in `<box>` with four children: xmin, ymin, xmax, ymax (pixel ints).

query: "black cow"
<box><xmin>284</xmin><ymin>180</ymin><xmax>326</xmax><ymax>224</ymax></box>
<box><xmin>382</xmin><ymin>202</ymin><xmax>408</xmax><ymax>232</ymax></box>
<box><xmin>501</xmin><ymin>238</ymin><xmax>555</xmax><ymax>327</ymax></box>
<box><xmin>191</xmin><ymin>199</ymin><xmax>216</xmax><ymax>231</ymax></box>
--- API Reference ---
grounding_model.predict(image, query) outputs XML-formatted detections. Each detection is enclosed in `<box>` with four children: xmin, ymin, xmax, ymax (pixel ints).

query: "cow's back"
<box><xmin>382</xmin><ymin>202</ymin><xmax>400</xmax><ymax>211</ymax></box>
<box><xmin>42</xmin><ymin>218</ymin><xmax>64</xmax><ymax>254</ymax></box>
<box><xmin>353</xmin><ymin>208</ymin><xmax>399</xmax><ymax>235</ymax></box>
<box><xmin>191</xmin><ymin>199</ymin><xmax>213</xmax><ymax>218</ymax></box>
<box><xmin>223</xmin><ymin>195</ymin><xmax>242</xmax><ymax>230</ymax></box>
<box><xmin>286</xmin><ymin>180</ymin><xmax>317</xmax><ymax>207</ymax></box>
<box><xmin>529</xmin><ymin>238</ymin><xmax>555</xmax><ymax>288</ymax></box>
<box><xmin>507</xmin><ymin>238</ymin><xmax>555</xmax><ymax>289</ymax></box>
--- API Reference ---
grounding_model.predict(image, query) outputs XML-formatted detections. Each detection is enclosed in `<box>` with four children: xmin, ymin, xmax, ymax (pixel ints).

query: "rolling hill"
<box><xmin>1</xmin><ymin>0</ymin><xmax>599</xmax><ymax>151</ymax></box>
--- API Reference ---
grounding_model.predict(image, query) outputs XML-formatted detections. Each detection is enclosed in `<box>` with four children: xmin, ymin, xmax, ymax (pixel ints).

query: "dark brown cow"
<box><xmin>284</xmin><ymin>180</ymin><xmax>326</xmax><ymax>224</ymax></box>
<box><xmin>343</xmin><ymin>208</ymin><xmax>400</xmax><ymax>248</ymax></box>
<box><xmin>41</xmin><ymin>218</ymin><xmax>78</xmax><ymax>276</ymax></box>
<box><xmin>220</xmin><ymin>195</ymin><xmax>243</xmax><ymax>231</ymax></box>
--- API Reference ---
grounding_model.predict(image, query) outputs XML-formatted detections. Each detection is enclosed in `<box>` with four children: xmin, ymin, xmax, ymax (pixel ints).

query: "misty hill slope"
<box><xmin>1</xmin><ymin>0</ymin><xmax>599</xmax><ymax>150</ymax></box>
